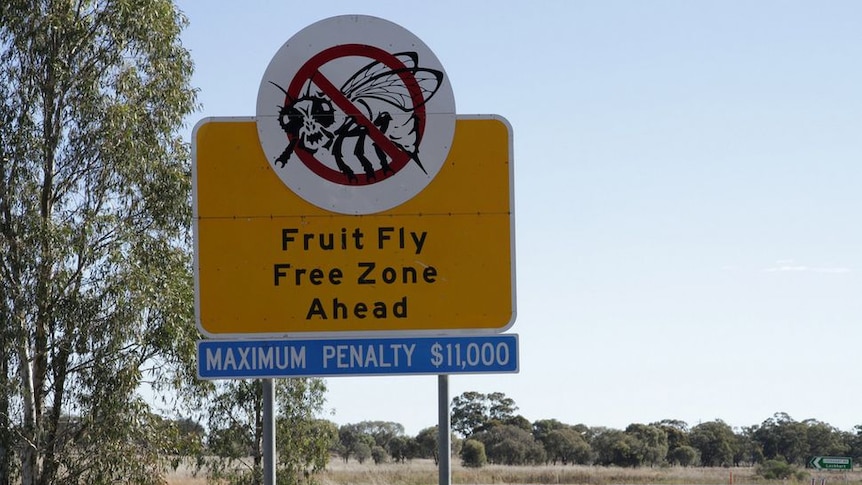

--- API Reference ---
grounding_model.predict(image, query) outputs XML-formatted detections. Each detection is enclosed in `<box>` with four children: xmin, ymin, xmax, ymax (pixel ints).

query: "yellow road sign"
<box><xmin>193</xmin><ymin>116</ymin><xmax>514</xmax><ymax>337</ymax></box>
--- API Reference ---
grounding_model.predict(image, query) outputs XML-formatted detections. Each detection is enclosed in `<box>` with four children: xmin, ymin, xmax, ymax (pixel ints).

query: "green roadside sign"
<box><xmin>808</xmin><ymin>456</ymin><xmax>852</xmax><ymax>470</ymax></box>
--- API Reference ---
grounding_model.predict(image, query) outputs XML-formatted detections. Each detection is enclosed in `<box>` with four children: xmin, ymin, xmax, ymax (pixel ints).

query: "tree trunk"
<box><xmin>0</xmin><ymin>331</ymin><xmax>10</xmax><ymax>485</ymax></box>
<box><xmin>254</xmin><ymin>382</ymin><xmax>264</xmax><ymax>481</ymax></box>
<box><xmin>40</xmin><ymin>345</ymin><xmax>69</xmax><ymax>485</ymax></box>
<box><xmin>17</xmin><ymin>309</ymin><xmax>37</xmax><ymax>485</ymax></box>
<box><xmin>29</xmin><ymin>32</ymin><xmax>59</xmax><ymax>485</ymax></box>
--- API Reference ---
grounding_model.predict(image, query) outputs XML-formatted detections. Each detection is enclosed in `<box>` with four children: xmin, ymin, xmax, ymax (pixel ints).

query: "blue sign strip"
<box><xmin>197</xmin><ymin>334</ymin><xmax>518</xmax><ymax>379</ymax></box>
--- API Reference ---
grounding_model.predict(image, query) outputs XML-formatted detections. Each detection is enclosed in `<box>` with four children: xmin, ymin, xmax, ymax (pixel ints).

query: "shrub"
<box><xmin>756</xmin><ymin>459</ymin><xmax>808</xmax><ymax>480</ymax></box>
<box><xmin>371</xmin><ymin>445</ymin><xmax>389</xmax><ymax>464</ymax></box>
<box><xmin>461</xmin><ymin>439</ymin><xmax>488</xmax><ymax>468</ymax></box>
<box><xmin>354</xmin><ymin>442</ymin><xmax>372</xmax><ymax>464</ymax></box>
<box><xmin>668</xmin><ymin>445</ymin><xmax>699</xmax><ymax>467</ymax></box>
<box><xmin>474</xmin><ymin>424</ymin><xmax>546</xmax><ymax>465</ymax></box>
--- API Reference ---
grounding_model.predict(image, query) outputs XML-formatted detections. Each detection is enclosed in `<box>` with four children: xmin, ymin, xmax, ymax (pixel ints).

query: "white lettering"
<box><xmin>223</xmin><ymin>348</ymin><xmax>236</xmax><ymax>369</ymax></box>
<box><xmin>238</xmin><ymin>347</ymin><xmax>252</xmax><ymax>369</ymax></box>
<box><xmin>318</xmin><ymin>343</ymin><xmax>415</xmax><ymax>370</ymax></box>
<box><xmin>258</xmin><ymin>347</ymin><xmax>273</xmax><ymax>368</ymax></box>
<box><xmin>205</xmin><ymin>345</ymin><xmax>306</xmax><ymax>372</ymax></box>
<box><xmin>402</xmin><ymin>344</ymin><xmax>415</xmax><ymax>366</ymax></box>
<box><xmin>322</xmin><ymin>346</ymin><xmax>336</xmax><ymax>368</ymax></box>
<box><xmin>206</xmin><ymin>348</ymin><xmax>222</xmax><ymax>370</ymax></box>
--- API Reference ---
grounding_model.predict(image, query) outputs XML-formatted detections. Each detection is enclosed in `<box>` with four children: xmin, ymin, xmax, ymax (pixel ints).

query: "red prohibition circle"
<box><xmin>281</xmin><ymin>44</ymin><xmax>428</xmax><ymax>186</ymax></box>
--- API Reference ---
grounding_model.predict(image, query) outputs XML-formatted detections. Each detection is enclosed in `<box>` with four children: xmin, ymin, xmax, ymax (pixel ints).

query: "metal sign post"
<box><xmin>263</xmin><ymin>379</ymin><xmax>276</xmax><ymax>485</ymax></box>
<box><xmin>438</xmin><ymin>375</ymin><xmax>451</xmax><ymax>485</ymax></box>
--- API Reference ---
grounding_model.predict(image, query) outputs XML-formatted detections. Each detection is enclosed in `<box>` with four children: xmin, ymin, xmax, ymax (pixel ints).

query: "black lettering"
<box><xmin>358</xmin><ymin>262</ymin><xmax>375</xmax><ymax>284</ymax></box>
<box><xmin>308</xmin><ymin>268</ymin><xmax>324</xmax><ymax>285</ymax></box>
<box><xmin>381</xmin><ymin>266</ymin><xmax>396</xmax><ymax>284</ymax></box>
<box><xmin>329</xmin><ymin>268</ymin><xmax>343</xmax><ymax>285</ymax></box>
<box><xmin>272</xmin><ymin>265</ymin><xmax>346</xmax><ymax>286</ymax></box>
<box><xmin>393</xmin><ymin>296</ymin><xmax>408</xmax><ymax>318</ymax></box>
<box><xmin>274</xmin><ymin>263</ymin><xmax>290</xmax><ymax>286</ymax></box>
<box><xmin>423</xmin><ymin>266</ymin><xmax>437</xmax><ymax>283</ymax></box>
<box><xmin>412</xmin><ymin>231</ymin><xmax>427</xmax><ymax>254</ymax></box>
<box><xmin>306</xmin><ymin>297</ymin><xmax>408</xmax><ymax>320</ymax></box>
<box><xmin>281</xmin><ymin>228</ymin><xmax>298</xmax><ymax>250</ymax></box>
<box><xmin>373</xmin><ymin>301</ymin><xmax>387</xmax><ymax>318</ymax></box>
<box><xmin>402</xmin><ymin>266</ymin><xmax>417</xmax><ymax>283</ymax></box>
<box><xmin>294</xmin><ymin>267</ymin><xmax>307</xmax><ymax>285</ymax></box>
<box><xmin>352</xmin><ymin>228</ymin><xmax>365</xmax><ymax>249</ymax></box>
<box><xmin>332</xmin><ymin>298</ymin><xmax>348</xmax><ymax>319</ymax></box>
<box><xmin>354</xmin><ymin>302</ymin><xmax>367</xmax><ymax>319</ymax></box>
<box><xmin>378</xmin><ymin>227</ymin><xmax>394</xmax><ymax>249</ymax></box>
<box><xmin>319</xmin><ymin>233</ymin><xmax>334</xmax><ymax>250</ymax></box>
<box><xmin>306</xmin><ymin>298</ymin><xmax>327</xmax><ymax>319</ymax></box>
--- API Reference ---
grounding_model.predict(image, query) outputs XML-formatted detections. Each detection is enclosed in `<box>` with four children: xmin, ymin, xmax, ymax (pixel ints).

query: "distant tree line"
<box><xmin>318</xmin><ymin>392</ymin><xmax>862</xmax><ymax>469</ymax></box>
<box><xmin>119</xmin><ymin>389</ymin><xmax>862</xmax><ymax>483</ymax></box>
<box><xmin>448</xmin><ymin>393</ymin><xmax>862</xmax><ymax>468</ymax></box>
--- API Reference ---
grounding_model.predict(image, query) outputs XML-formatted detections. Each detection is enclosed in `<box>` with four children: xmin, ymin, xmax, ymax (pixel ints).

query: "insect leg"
<box><xmin>275</xmin><ymin>137</ymin><xmax>298</xmax><ymax>167</ymax></box>
<box><xmin>353</xmin><ymin>130</ymin><xmax>378</xmax><ymax>181</ymax></box>
<box><xmin>372</xmin><ymin>143</ymin><xmax>392</xmax><ymax>175</ymax></box>
<box><xmin>332</xmin><ymin>130</ymin><xmax>357</xmax><ymax>183</ymax></box>
<box><xmin>371</xmin><ymin>112</ymin><xmax>393</xmax><ymax>175</ymax></box>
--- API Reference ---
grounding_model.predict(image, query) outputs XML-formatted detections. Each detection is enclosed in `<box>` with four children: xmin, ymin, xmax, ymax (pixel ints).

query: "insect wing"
<box><xmin>340</xmin><ymin>52</ymin><xmax>418</xmax><ymax>96</ymax></box>
<box><xmin>345</xmin><ymin>68</ymin><xmax>443</xmax><ymax>112</ymax></box>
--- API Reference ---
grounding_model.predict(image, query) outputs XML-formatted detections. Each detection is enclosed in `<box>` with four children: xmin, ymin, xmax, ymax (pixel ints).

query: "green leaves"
<box><xmin>201</xmin><ymin>379</ymin><xmax>334</xmax><ymax>485</ymax></box>
<box><xmin>1</xmin><ymin>0</ymin><xmax>198</xmax><ymax>483</ymax></box>
<box><xmin>450</xmin><ymin>391</ymin><xmax>519</xmax><ymax>437</ymax></box>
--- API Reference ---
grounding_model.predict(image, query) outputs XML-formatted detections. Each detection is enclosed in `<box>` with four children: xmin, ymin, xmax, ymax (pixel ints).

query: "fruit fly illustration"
<box><xmin>269</xmin><ymin>52</ymin><xmax>444</xmax><ymax>183</ymax></box>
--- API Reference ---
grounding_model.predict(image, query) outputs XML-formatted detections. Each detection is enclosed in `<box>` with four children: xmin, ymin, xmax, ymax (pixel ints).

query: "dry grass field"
<box><xmin>167</xmin><ymin>459</ymin><xmax>862</xmax><ymax>485</ymax></box>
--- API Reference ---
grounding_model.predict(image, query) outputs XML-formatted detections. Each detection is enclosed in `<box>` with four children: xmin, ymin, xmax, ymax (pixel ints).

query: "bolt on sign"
<box><xmin>193</xmin><ymin>15</ymin><xmax>515</xmax><ymax>338</ymax></box>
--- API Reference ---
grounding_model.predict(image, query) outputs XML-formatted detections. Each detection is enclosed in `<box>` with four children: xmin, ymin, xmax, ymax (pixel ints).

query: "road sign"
<box><xmin>197</xmin><ymin>334</ymin><xmax>519</xmax><ymax>379</ymax></box>
<box><xmin>808</xmin><ymin>456</ymin><xmax>852</xmax><ymax>470</ymax></box>
<box><xmin>193</xmin><ymin>116</ymin><xmax>514</xmax><ymax>338</ymax></box>
<box><xmin>255</xmin><ymin>15</ymin><xmax>456</xmax><ymax>215</ymax></box>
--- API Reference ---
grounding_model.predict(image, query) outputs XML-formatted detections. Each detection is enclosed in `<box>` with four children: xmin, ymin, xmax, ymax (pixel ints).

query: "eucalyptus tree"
<box><xmin>450</xmin><ymin>391</ymin><xmax>518</xmax><ymax>437</ymax></box>
<box><xmin>337</xmin><ymin>423</ymin><xmax>375</xmax><ymax>463</ymax></box>
<box><xmin>414</xmin><ymin>425</ymin><xmax>462</xmax><ymax>465</ymax></box>
<box><xmin>203</xmin><ymin>379</ymin><xmax>335</xmax><ymax>484</ymax></box>
<box><xmin>472</xmin><ymin>424</ymin><xmax>546</xmax><ymax>465</ymax></box>
<box><xmin>689</xmin><ymin>420</ymin><xmax>737</xmax><ymax>467</ymax></box>
<box><xmin>354</xmin><ymin>420</ymin><xmax>405</xmax><ymax>450</ymax></box>
<box><xmin>532</xmin><ymin>419</ymin><xmax>592</xmax><ymax>465</ymax></box>
<box><xmin>731</xmin><ymin>426</ymin><xmax>763</xmax><ymax>466</ymax></box>
<box><xmin>0</xmin><ymin>0</ymin><xmax>198</xmax><ymax>483</ymax></box>
<box><xmin>752</xmin><ymin>413</ymin><xmax>810</xmax><ymax>465</ymax></box>
<box><xmin>415</xmin><ymin>426</ymin><xmax>441</xmax><ymax>463</ymax></box>
<box><xmin>801</xmin><ymin>419</ymin><xmax>850</xmax><ymax>460</ymax></box>
<box><xmin>590</xmin><ymin>427</ymin><xmax>640</xmax><ymax>467</ymax></box>
<box><xmin>543</xmin><ymin>427</ymin><xmax>592</xmax><ymax>465</ymax></box>
<box><xmin>850</xmin><ymin>425</ymin><xmax>862</xmax><ymax>463</ymax></box>
<box><xmin>625</xmin><ymin>423</ymin><xmax>669</xmax><ymax>467</ymax></box>
<box><xmin>651</xmin><ymin>419</ymin><xmax>690</xmax><ymax>453</ymax></box>
<box><xmin>532</xmin><ymin>418</ymin><xmax>568</xmax><ymax>444</ymax></box>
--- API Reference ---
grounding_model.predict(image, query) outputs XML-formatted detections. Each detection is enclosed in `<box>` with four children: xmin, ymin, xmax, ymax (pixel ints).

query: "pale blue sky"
<box><xmin>179</xmin><ymin>1</ymin><xmax>862</xmax><ymax>434</ymax></box>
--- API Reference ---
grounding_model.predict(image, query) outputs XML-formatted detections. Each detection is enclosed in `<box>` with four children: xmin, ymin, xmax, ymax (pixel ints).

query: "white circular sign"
<box><xmin>256</xmin><ymin>15</ymin><xmax>456</xmax><ymax>214</ymax></box>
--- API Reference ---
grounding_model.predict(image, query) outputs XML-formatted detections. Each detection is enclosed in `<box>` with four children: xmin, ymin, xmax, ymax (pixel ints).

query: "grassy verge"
<box><xmin>168</xmin><ymin>459</ymin><xmax>862</xmax><ymax>485</ymax></box>
<box><xmin>323</xmin><ymin>462</ymin><xmax>747</xmax><ymax>485</ymax></box>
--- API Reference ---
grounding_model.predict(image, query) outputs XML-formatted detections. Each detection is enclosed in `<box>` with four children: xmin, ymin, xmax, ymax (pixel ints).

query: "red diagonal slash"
<box><xmin>284</xmin><ymin>44</ymin><xmax>427</xmax><ymax>185</ymax></box>
<box><xmin>310</xmin><ymin>71</ymin><xmax>409</xmax><ymax>163</ymax></box>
